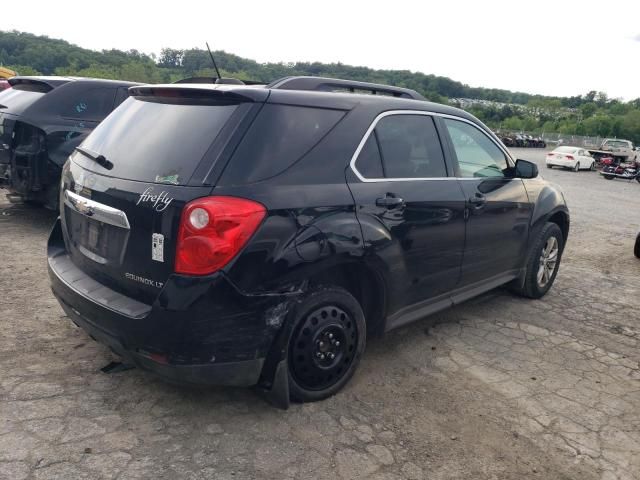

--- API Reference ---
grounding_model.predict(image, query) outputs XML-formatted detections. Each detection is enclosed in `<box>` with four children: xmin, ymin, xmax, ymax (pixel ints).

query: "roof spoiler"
<box><xmin>8</xmin><ymin>77</ymin><xmax>70</xmax><ymax>92</ymax></box>
<box><xmin>129</xmin><ymin>85</ymin><xmax>268</xmax><ymax>103</ymax></box>
<box><xmin>267</xmin><ymin>76</ymin><xmax>425</xmax><ymax>100</ymax></box>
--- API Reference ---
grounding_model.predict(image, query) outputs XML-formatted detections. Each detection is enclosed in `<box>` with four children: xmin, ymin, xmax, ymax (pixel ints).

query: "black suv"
<box><xmin>0</xmin><ymin>76</ymin><xmax>139</xmax><ymax>209</ymax></box>
<box><xmin>47</xmin><ymin>76</ymin><xmax>569</xmax><ymax>406</ymax></box>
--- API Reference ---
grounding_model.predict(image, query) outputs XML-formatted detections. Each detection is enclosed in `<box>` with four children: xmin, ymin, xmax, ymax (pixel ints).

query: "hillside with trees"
<box><xmin>1</xmin><ymin>30</ymin><xmax>639</xmax><ymax>143</ymax></box>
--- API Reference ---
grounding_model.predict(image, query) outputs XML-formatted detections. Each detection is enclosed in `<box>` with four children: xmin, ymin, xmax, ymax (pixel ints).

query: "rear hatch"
<box><xmin>59</xmin><ymin>85</ymin><xmax>268</xmax><ymax>304</ymax></box>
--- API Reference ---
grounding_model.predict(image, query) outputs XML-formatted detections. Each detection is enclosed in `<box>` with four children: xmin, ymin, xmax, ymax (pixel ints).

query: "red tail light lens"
<box><xmin>175</xmin><ymin>196</ymin><xmax>266</xmax><ymax>275</ymax></box>
<box><xmin>566</xmin><ymin>155</ymin><xmax>574</xmax><ymax>160</ymax></box>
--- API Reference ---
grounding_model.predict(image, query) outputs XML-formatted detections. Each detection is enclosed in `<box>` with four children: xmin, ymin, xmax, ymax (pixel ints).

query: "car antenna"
<box><xmin>205</xmin><ymin>42</ymin><xmax>222</xmax><ymax>81</ymax></box>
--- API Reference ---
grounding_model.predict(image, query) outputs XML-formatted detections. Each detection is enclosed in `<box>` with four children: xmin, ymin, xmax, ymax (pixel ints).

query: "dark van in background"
<box><xmin>0</xmin><ymin>76</ymin><xmax>140</xmax><ymax>209</ymax></box>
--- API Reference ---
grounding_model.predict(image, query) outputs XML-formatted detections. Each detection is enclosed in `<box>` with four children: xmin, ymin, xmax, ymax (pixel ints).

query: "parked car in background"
<box><xmin>499</xmin><ymin>133</ymin><xmax>515</xmax><ymax>147</ymax></box>
<box><xmin>48</xmin><ymin>76</ymin><xmax>570</xmax><ymax>406</ymax></box>
<box><xmin>0</xmin><ymin>76</ymin><xmax>140</xmax><ymax>209</ymax></box>
<box><xmin>546</xmin><ymin>146</ymin><xmax>595</xmax><ymax>171</ymax></box>
<box><xmin>587</xmin><ymin>138</ymin><xmax>636</xmax><ymax>164</ymax></box>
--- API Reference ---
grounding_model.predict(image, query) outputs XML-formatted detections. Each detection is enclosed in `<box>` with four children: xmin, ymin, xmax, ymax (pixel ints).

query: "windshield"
<box><xmin>604</xmin><ymin>140</ymin><xmax>628</xmax><ymax>148</ymax></box>
<box><xmin>75</xmin><ymin>97</ymin><xmax>239</xmax><ymax>185</ymax></box>
<box><xmin>0</xmin><ymin>87</ymin><xmax>45</xmax><ymax>113</ymax></box>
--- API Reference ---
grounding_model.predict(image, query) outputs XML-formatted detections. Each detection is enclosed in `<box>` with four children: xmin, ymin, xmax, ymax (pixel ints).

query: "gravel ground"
<box><xmin>0</xmin><ymin>148</ymin><xmax>638</xmax><ymax>480</ymax></box>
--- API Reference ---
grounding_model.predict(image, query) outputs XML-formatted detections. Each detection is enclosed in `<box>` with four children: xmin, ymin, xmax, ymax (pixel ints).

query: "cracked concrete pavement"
<box><xmin>0</xmin><ymin>148</ymin><xmax>638</xmax><ymax>479</ymax></box>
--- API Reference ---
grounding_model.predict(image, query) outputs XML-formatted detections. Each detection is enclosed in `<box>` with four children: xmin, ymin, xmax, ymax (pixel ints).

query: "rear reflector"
<box><xmin>175</xmin><ymin>196</ymin><xmax>266</xmax><ymax>276</ymax></box>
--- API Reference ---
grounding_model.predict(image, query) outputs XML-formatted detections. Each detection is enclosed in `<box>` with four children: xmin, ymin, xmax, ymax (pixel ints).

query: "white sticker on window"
<box><xmin>152</xmin><ymin>233</ymin><xmax>164</xmax><ymax>263</ymax></box>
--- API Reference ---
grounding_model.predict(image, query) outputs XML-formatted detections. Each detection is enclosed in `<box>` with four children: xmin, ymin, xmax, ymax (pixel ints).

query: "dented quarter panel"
<box><xmin>213</xmin><ymin>182</ymin><xmax>365</xmax><ymax>295</ymax></box>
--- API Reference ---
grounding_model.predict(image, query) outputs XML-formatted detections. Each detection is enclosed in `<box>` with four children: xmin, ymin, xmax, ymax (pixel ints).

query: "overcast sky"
<box><xmin>4</xmin><ymin>0</ymin><xmax>640</xmax><ymax>100</ymax></box>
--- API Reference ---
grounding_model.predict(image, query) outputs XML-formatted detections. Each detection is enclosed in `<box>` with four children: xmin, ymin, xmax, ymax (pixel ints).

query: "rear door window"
<box><xmin>74</xmin><ymin>97</ymin><xmax>240</xmax><ymax>185</ymax></box>
<box><xmin>354</xmin><ymin>114</ymin><xmax>448</xmax><ymax>179</ymax></box>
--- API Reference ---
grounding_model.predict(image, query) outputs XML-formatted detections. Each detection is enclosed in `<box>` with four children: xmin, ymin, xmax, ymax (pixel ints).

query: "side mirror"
<box><xmin>515</xmin><ymin>159</ymin><xmax>538</xmax><ymax>179</ymax></box>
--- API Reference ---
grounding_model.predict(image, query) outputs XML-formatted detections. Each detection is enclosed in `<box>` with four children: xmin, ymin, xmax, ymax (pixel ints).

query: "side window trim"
<box><xmin>433</xmin><ymin>115</ymin><xmax>460</xmax><ymax>177</ymax></box>
<box><xmin>350</xmin><ymin>110</ymin><xmax>513</xmax><ymax>182</ymax></box>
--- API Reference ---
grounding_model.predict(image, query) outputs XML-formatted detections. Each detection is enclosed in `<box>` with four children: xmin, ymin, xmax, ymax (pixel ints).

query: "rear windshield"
<box><xmin>75</xmin><ymin>97</ymin><xmax>239</xmax><ymax>185</ymax></box>
<box><xmin>555</xmin><ymin>147</ymin><xmax>578</xmax><ymax>154</ymax></box>
<box><xmin>0</xmin><ymin>87</ymin><xmax>46</xmax><ymax>113</ymax></box>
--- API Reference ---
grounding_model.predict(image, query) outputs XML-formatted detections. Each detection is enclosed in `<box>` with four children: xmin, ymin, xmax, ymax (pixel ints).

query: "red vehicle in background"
<box><xmin>0</xmin><ymin>79</ymin><xmax>10</xmax><ymax>91</ymax></box>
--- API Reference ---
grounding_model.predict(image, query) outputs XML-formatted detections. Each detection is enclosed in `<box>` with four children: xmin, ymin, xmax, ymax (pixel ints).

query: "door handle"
<box><xmin>376</xmin><ymin>195</ymin><xmax>405</xmax><ymax>208</ymax></box>
<box><xmin>469</xmin><ymin>193</ymin><xmax>486</xmax><ymax>208</ymax></box>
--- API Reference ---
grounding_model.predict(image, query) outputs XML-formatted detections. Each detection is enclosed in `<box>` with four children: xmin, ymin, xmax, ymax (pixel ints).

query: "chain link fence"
<box><xmin>495</xmin><ymin>130</ymin><xmax>605</xmax><ymax>148</ymax></box>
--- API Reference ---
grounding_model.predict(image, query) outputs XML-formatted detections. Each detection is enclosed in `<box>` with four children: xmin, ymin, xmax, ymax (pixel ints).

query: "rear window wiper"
<box><xmin>75</xmin><ymin>146</ymin><xmax>113</xmax><ymax>170</ymax></box>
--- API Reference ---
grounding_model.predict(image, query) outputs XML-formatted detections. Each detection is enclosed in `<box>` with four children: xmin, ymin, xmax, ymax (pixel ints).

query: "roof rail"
<box><xmin>267</xmin><ymin>76</ymin><xmax>425</xmax><ymax>100</ymax></box>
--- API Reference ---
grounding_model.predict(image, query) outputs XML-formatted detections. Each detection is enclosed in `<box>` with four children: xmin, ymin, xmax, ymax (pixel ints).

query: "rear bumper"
<box><xmin>55</xmin><ymin>294</ymin><xmax>264</xmax><ymax>386</ymax></box>
<box><xmin>47</xmin><ymin>219</ymin><xmax>296</xmax><ymax>387</ymax></box>
<box><xmin>546</xmin><ymin>159</ymin><xmax>576</xmax><ymax>168</ymax></box>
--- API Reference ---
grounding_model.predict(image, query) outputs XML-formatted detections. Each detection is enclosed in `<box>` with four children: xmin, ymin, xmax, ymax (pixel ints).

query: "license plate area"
<box><xmin>66</xmin><ymin>206</ymin><xmax>129</xmax><ymax>265</ymax></box>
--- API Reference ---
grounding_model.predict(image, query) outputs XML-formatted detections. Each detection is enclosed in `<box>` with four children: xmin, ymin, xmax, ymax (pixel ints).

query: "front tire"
<box><xmin>287</xmin><ymin>286</ymin><xmax>366</xmax><ymax>402</ymax></box>
<box><xmin>635</xmin><ymin>235</ymin><xmax>640</xmax><ymax>259</ymax></box>
<box><xmin>590</xmin><ymin>162</ymin><xmax>596</xmax><ymax>171</ymax></box>
<box><xmin>573</xmin><ymin>162</ymin><xmax>580</xmax><ymax>172</ymax></box>
<box><xmin>512</xmin><ymin>222</ymin><xmax>564</xmax><ymax>299</ymax></box>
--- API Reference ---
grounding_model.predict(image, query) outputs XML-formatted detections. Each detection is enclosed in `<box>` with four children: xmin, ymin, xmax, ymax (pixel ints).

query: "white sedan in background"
<box><xmin>546</xmin><ymin>146</ymin><xmax>596</xmax><ymax>172</ymax></box>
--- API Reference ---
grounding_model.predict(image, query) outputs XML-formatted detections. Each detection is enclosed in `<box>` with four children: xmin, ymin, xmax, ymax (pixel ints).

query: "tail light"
<box><xmin>175</xmin><ymin>196</ymin><xmax>266</xmax><ymax>275</ymax></box>
<box><xmin>566</xmin><ymin>155</ymin><xmax>574</xmax><ymax>160</ymax></box>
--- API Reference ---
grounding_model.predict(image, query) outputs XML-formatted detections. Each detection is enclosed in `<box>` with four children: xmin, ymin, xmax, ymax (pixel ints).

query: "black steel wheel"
<box><xmin>287</xmin><ymin>286</ymin><xmax>366</xmax><ymax>402</ymax></box>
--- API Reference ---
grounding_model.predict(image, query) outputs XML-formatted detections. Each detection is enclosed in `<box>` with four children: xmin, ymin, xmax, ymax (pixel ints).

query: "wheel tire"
<box><xmin>512</xmin><ymin>222</ymin><xmax>564</xmax><ymax>299</ymax></box>
<box><xmin>573</xmin><ymin>163</ymin><xmax>580</xmax><ymax>172</ymax></box>
<box><xmin>546</xmin><ymin>164</ymin><xmax>553</xmax><ymax>169</ymax></box>
<box><xmin>287</xmin><ymin>286</ymin><xmax>366</xmax><ymax>402</ymax></box>
<box><xmin>635</xmin><ymin>235</ymin><xmax>640</xmax><ymax>259</ymax></box>
<box><xmin>590</xmin><ymin>162</ymin><xmax>596</xmax><ymax>171</ymax></box>
<box><xmin>603</xmin><ymin>175</ymin><xmax>614</xmax><ymax>180</ymax></box>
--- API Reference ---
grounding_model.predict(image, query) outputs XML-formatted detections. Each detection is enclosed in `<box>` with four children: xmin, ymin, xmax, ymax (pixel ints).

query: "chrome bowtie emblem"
<box><xmin>76</xmin><ymin>199</ymin><xmax>94</xmax><ymax>217</ymax></box>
